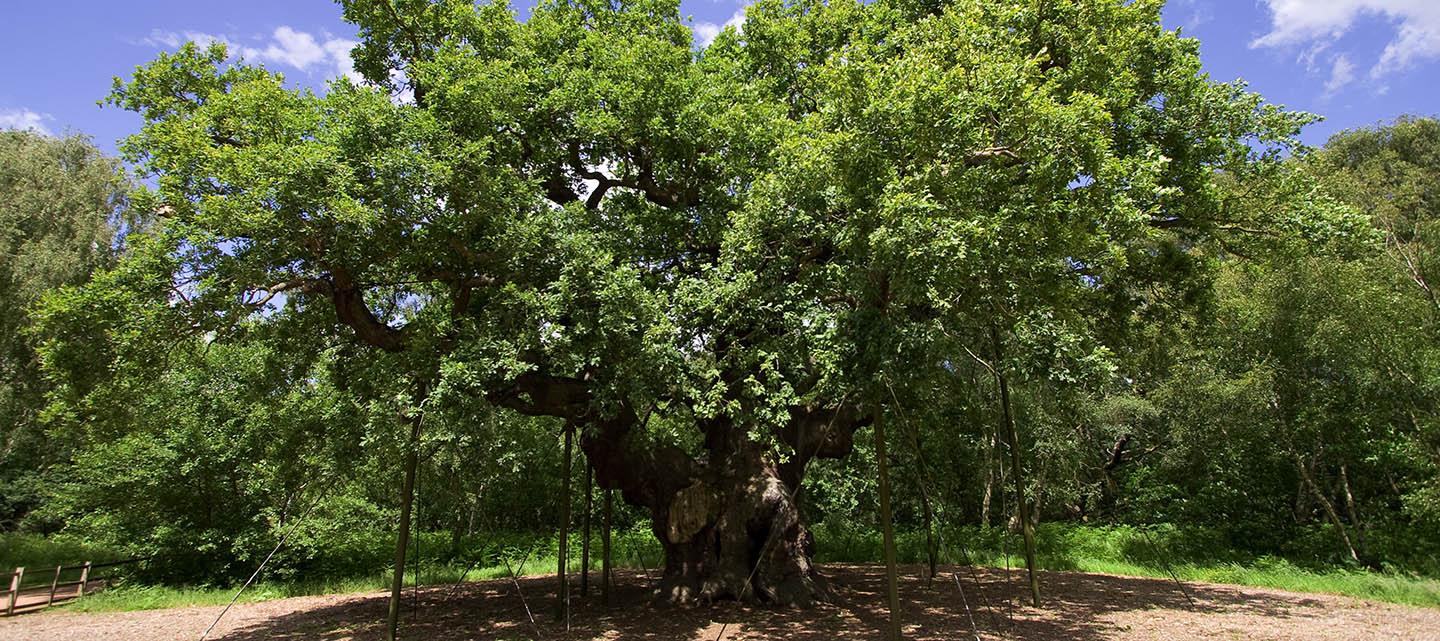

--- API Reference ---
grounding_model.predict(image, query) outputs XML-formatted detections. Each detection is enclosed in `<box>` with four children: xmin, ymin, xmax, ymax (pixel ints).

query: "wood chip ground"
<box><xmin>2</xmin><ymin>564</ymin><xmax>1435</xmax><ymax>640</ymax></box>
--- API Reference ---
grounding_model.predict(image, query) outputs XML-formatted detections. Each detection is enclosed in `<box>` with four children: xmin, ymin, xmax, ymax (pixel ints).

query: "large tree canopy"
<box><xmin>51</xmin><ymin>0</ymin><xmax>1340</xmax><ymax>604</ymax></box>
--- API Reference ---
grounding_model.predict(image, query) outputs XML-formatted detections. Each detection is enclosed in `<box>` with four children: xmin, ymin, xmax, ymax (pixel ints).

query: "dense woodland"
<box><xmin>1</xmin><ymin>0</ymin><xmax>1438</xmax><ymax>607</ymax></box>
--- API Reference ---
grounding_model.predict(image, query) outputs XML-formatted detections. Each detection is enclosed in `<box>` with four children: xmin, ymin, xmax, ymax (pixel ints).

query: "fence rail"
<box><xmin>4</xmin><ymin>557</ymin><xmax>145</xmax><ymax>616</ymax></box>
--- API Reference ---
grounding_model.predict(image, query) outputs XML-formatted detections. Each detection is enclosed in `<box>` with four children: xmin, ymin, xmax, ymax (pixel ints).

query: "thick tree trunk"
<box><xmin>589</xmin><ymin>410</ymin><xmax>852</xmax><ymax>606</ymax></box>
<box><xmin>491</xmin><ymin>374</ymin><xmax>862</xmax><ymax>606</ymax></box>
<box><xmin>646</xmin><ymin>434</ymin><xmax>830</xmax><ymax>606</ymax></box>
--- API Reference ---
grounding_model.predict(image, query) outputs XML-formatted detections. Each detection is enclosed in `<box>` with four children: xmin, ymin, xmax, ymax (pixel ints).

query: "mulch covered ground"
<box><xmin>2</xmin><ymin>564</ymin><xmax>1436</xmax><ymax>640</ymax></box>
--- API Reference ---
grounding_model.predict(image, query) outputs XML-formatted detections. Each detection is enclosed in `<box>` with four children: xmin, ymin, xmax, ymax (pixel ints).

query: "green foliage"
<box><xmin>0</xmin><ymin>533</ymin><xmax>126</xmax><ymax>570</ymax></box>
<box><xmin>0</xmin><ymin>130</ymin><xmax>136</xmax><ymax>531</ymax></box>
<box><xmin>8</xmin><ymin>0</ymin><xmax>1436</xmax><ymax>602</ymax></box>
<box><xmin>81</xmin><ymin>0</ymin><xmax>1321</xmax><ymax>444</ymax></box>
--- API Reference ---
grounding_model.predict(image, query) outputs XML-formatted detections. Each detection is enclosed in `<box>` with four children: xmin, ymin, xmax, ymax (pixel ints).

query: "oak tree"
<box><xmin>85</xmin><ymin>0</ymin><xmax>1321</xmax><ymax>604</ymax></box>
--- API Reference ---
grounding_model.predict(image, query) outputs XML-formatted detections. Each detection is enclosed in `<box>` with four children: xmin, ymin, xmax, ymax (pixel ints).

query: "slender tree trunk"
<box><xmin>467</xmin><ymin>485</ymin><xmax>481</xmax><ymax>536</ymax></box>
<box><xmin>896</xmin><ymin>407</ymin><xmax>942</xmax><ymax>588</ymax></box>
<box><xmin>991</xmin><ymin>327</ymin><xmax>1040</xmax><ymax>608</ymax></box>
<box><xmin>900</xmin><ymin>420</ymin><xmax>939</xmax><ymax>584</ymax></box>
<box><xmin>1032</xmin><ymin>477</ymin><xmax>1045</xmax><ymax>529</ymax></box>
<box><xmin>1293</xmin><ymin>451</ymin><xmax>1361</xmax><ymax>564</ymax></box>
<box><xmin>998</xmin><ymin>373</ymin><xmax>1040</xmax><ymax>607</ymax></box>
<box><xmin>1339</xmin><ymin>464</ymin><xmax>1367</xmax><ymax>561</ymax></box>
<box><xmin>602</xmin><ymin>488</ymin><xmax>613</xmax><ymax>606</ymax></box>
<box><xmin>874</xmin><ymin>400</ymin><xmax>903</xmax><ymax>640</ymax></box>
<box><xmin>920</xmin><ymin>485</ymin><xmax>938</xmax><ymax>585</ymax></box>
<box><xmin>1274</xmin><ymin>403</ymin><xmax>1362</xmax><ymax>566</ymax></box>
<box><xmin>1292</xmin><ymin>475</ymin><xmax>1309</xmax><ymax>523</ymax></box>
<box><xmin>413</xmin><ymin>459</ymin><xmax>422</xmax><ymax>606</ymax></box>
<box><xmin>980</xmin><ymin>427</ymin><xmax>996</xmax><ymax>529</ymax></box>
<box><xmin>582</xmin><ymin>460</ymin><xmax>593</xmax><ymax>597</ymax></box>
<box><xmin>386</xmin><ymin>411</ymin><xmax>423</xmax><ymax>641</ymax></box>
<box><xmin>558</xmin><ymin>426</ymin><xmax>573</xmax><ymax>626</ymax></box>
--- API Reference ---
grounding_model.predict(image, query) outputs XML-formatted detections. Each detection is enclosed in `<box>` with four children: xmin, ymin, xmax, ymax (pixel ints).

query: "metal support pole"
<box><xmin>558</xmin><ymin>426</ymin><xmax>572</xmax><ymax>629</ymax></box>
<box><xmin>581</xmin><ymin>461</ymin><xmax>592</xmax><ymax>597</ymax></box>
<box><xmin>602</xmin><ymin>488</ymin><xmax>613</xmax><ymax>606</ymax></box>
<box><xmin>875</xmin><ymin>402</ymin><xmax>904</xmax><ymax>641</ymax></box>
<box><xmin>387</xmin><ymin>413</ymin><xmax>423</xmax><ymax>641</ymax></box>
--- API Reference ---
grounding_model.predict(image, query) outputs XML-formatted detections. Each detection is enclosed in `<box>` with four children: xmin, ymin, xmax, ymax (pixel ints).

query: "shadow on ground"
<box><xmin>209</xmin><ymin>564</ymin><xmax>1400</xmax><ymax>641</ymax></box>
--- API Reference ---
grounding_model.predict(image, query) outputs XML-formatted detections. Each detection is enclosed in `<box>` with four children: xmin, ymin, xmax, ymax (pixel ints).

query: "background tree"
<box><xmin>0</xmin><ymin>129</ymin><xmax>136</xmax><ymax>531</ymax></box>
<box><xmin>1298</xmin><ymin>117</ymin><xmax>1440</xmax><ymax>559</ymax></box>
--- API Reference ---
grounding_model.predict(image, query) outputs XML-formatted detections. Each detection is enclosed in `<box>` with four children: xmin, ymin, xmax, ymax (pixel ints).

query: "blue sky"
<box><xmin>2</xmin><ymin>0</ymin><xmax>1437</xmax><ymax>158</ymax></box>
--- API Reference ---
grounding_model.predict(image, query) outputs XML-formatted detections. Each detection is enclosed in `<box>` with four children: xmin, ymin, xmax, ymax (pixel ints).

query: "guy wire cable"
<box><xmin>886</xmin><ymin>379</ymin><xmax>1001</xmax><ymax>637</ymax></box>
<box><xmin>198</xmin><ymin>475</ymin><xmax>332</xmax><ymax>641</ymax></box>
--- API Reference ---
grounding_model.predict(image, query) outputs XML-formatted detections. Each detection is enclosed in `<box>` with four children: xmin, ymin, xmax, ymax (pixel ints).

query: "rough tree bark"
<box><xmin>490</xmin><ymin>373</ymin><xmax>865</xmax><ymax>606</ymax></box>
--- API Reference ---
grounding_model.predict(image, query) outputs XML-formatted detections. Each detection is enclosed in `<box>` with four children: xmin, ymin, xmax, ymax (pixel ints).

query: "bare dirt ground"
<box><xmin>2</xmin><ymin>564</ymin><xmax>1436</xmax><ymax>641</ymax></box>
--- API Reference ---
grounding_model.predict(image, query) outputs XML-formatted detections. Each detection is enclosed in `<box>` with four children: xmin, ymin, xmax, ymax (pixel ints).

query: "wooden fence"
<box><xmin>4</xmin><ymin>557</ymin><xmax>143</xmax><ymax>616</ymax></box>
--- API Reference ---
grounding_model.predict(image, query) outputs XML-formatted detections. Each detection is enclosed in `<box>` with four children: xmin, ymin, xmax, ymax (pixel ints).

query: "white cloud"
<box><xmin>1376</xmin><ymin>18</ymin><xmax>1440</xmax><ymax>75</ymax></box>
<box><xmin>141</xmin><ymin>26</ymin><xmax>360</xmax><ymax>83</ymax></box>
<box><xmin>253</xmin><ymin>26</ymin><xmax>330</xmax><ymax>70</ymax></box>
<box><xmin>1295</xmin><ymin>42</ymin><xmax>1331</xmax><ymax>73</ymax></box>
<box><xmin>1324</xmin><ymin>53</ymin><xmax>1357</xmax><ymax>94</ymax></box>
<box><xmin>694</xmin><ymin>9</ymin><xmax>746</xmax><ymax>48</ymax></box>
<box><xmin>323</xmin><ymin>38</ymin><xmax>362</xmax><ymax>83</ymax></box>
<box><xmin>0</xmin><ymin>108</ymin><xmax>52</xmax><ymax>135</ymax></box>
<box><xmin>141</xmin><ymin>28</ymin><xmax>230</xmax><ymax>50</ymax></box>
<box><xmin>140</xmin><ymin>29</ymin><xmax>181</xmax><ymax>48</ymax></box>
<box><xmin>1253</xmin><ymin>0</ymin><xmax>1440</xmax><ymax>79</ymax></box>
<box><xmin>1169</xmin><ymin>0</ymin><xmax>1212</xmax><ymax>30</ymax></box>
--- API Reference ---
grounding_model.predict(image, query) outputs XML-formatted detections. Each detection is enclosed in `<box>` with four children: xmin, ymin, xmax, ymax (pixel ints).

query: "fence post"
<box><xmin>7</xmin><ymin>567</ymin><xmax>22</xmax><ymax>616</ymax></box>
<box><xmin>48</xmin><ymin>565</ymin><xmax>63</xmax><ymax>606</ymax></box>
<box><xmin>76</xmin><ymin>562</ymin><xmax>91</xmax><ymax>598</ymax></box>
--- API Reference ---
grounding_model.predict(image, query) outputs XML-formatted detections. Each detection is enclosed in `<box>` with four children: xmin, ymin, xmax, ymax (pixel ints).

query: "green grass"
<box><xmin>58</xmin><ymin>555</ymin><xmax>655</xmax><ymax>614</ymax></box>
<box><xmin>1091</xmin><ymin>558</ymin><xmax>1440</xmax><ymax>608</ymax></box>
<box><xmin>48</xmin><ymin>531</ymin><xmax>666</xmax><ymax>614</ymax></box>
<box><xmin>812</xmin><ymin>522</ymin><xmax>1440</xmax><ymax>608</ymax></box>
<box><xmin>18</xmin><ymin>524</ymin><xmax>1440</xmax><ymax>613</ymax></box>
